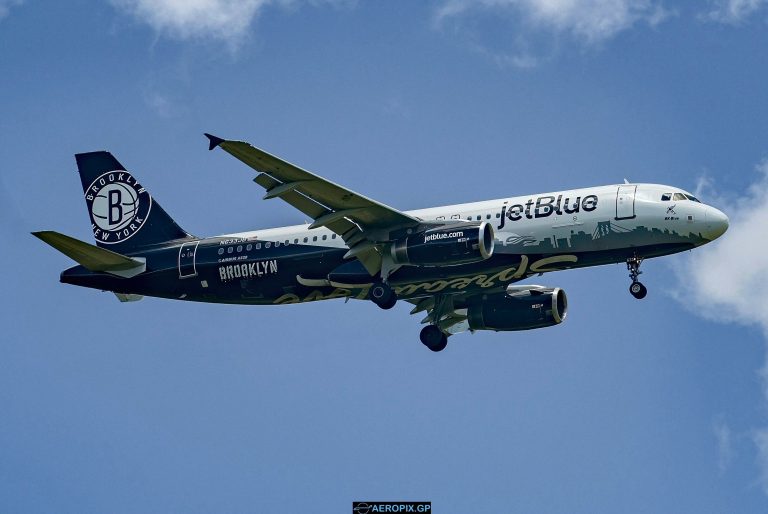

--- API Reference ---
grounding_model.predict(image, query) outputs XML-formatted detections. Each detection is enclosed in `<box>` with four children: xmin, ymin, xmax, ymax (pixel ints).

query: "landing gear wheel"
<box><xmin>420</xmin><ymin>325</ymin><xmax>448</xmax><ymax>352</ymax></box>
<box><xmin>369</xmin><ymin>282</ymin><xmax>397</xmax><ymax>310</ymax></box>
<box><xmin>626</xmin><ymin>255</ymin><xmax>647</xmax><ymax>299</ymax></box>
<box><xmin>629</xmin><ymin>281</ymin><xmax>647</xmax><ymax>299</ymax></box>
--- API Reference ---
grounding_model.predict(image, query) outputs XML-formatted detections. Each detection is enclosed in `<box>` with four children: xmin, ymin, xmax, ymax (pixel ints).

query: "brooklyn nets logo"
<box><xmin>84</xmin><ymin>171</ymin><xmax>152</xmax><ymax>244</ymax></box>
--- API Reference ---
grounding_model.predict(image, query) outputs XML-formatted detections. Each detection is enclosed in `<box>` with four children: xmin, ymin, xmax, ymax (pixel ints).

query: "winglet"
<box><xmin>204</xmin><ymin>133</ymin><xmax>225</xmax><ymax>151</ymax></box>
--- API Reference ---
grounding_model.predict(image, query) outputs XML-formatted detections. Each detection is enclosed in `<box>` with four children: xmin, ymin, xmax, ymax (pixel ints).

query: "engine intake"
<box><xmin>467</xmin><ymin>287</ymin><xmax>567</xmax><ymax>331</ymax></box>
<box><xmin>391</xmin><ymin>222</ymin><xmax>494</xmax><ymax>266</ymax></box>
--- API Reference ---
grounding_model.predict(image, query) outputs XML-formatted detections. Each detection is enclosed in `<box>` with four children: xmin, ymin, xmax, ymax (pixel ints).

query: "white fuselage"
<box><xmin>221</xmin><ymin>183</ymin><xmax>729</xmax><ymax>256</ymax></box>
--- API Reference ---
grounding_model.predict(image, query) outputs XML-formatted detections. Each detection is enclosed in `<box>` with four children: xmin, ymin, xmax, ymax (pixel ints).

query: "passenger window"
<box><xmin>246</xmin><ymin>244</ymin><xmax>252</xmax><ymax>251</ymax></box>
<box><xmin>450</xmin><ymin>214</ymin><xmax>460</xmax><ymax>220</ymax></box>
<box><xmin>265</xmin><ymin>242</ymin><xmax>271</xmax><ymax>248</ymax></box>
<box><xmin>256</xmin><ymin>243</ymin><xmax>261</xmax><ymax>249</ymax></box>
<box><xmin>496</xmin><ymin>213</ymin><xmax>500</xmax><ymax>218</ymax></box>
<box><xmin>218</xmin><ymin>248</ymin><xmax>224</xmax><ymax>255</ymax></box>
<box><xmin>332</xmin><ymin>234</ymin><xmax>336</xmax><ymax>239</ymax></box>
<box><xmin>486</xmin><ymin>214</ymin><xmax>491</xmax><ymax>219</ymax></box>
<box><xmin>661</xmin><ymin>193</ymin><xmax>672</xmax><ymax>201</ymax></box>
<box><xmin>313</xmin><ymin>236</ymin><xmax>317</xmax><ymax>242</ymax></box>
<box><xmin>236</xmin><ymin>245</ymin><xmax>242</xmax><ymax>252</ymax></box>
<box><xmin>227</xmin><ymin>247</ymin><xmax>233</xmax><ymax>254</ymax></box>
<box><xmin>476</xmin><ymin>215</ymin><xmax>481</xmax><ymax>221</ymax></box>
<box><xmin>322</xmin><ymin>235</ymin><xmax>327</xmax><ymax>240</ymax></box>
<box><xmin>303</xmin><ymin>237</ymin><xmax>308</xmax><ymax>243</ymax></box>
<box><xmin>285</xmin><ymin>240</ymin><xmax>289</xmax><ymax>245</ymax></box>
<box><xmin>275</xmin><ymin>241</ymin><xmax>280</xmax><ymax>247</ymax></box>
<box><xmin>294</xmin><ymin>238</ymin><xmax>299</xmax><ymax>244</ymax></box>
<box><xmin>673</xmin><ymin>193</ymin><xmax>687</xmax><ymax>201</ymax></box>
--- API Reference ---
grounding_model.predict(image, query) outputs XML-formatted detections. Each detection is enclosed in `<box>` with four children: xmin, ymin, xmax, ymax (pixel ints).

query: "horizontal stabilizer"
<box><xmin>114</xmin><ymin>293</ymin><xmax>144</xmax><ymax>302</ymax></box>
<box><xmin>32</xmin><ymin>231</ymin><xmax>146</xmax><ymax>278</ymax></box>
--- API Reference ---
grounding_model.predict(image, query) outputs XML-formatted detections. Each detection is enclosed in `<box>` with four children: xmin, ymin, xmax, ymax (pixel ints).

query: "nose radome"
<box><xmin>703</xmin><ymin>206</ymin><xmax>729</xmax><ymax>240</ymax></box>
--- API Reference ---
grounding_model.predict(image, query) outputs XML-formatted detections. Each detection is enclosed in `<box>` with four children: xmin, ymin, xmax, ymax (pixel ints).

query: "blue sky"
<box><xmin>2</xmin><ymin>1</ymin><xmax>768</xmax><ymax>512</ymax></box>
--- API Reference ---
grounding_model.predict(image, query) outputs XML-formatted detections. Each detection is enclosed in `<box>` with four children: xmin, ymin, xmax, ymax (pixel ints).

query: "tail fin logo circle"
<box><xmin>84</xmin><ymin>171</ymin><xmax>152</xmax><ymax>245</ymax></box>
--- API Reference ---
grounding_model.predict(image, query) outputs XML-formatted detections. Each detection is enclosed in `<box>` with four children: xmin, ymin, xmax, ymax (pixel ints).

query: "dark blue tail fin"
<box><xmin>75</xmin><ymin>151</ymin><xmax>191</xmax><ymax>254</ymax></box>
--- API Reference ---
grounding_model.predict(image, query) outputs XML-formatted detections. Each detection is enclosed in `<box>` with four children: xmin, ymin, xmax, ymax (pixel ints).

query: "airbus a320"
<box><xmin>34</xmin><ymin>134</ymin><xmax>729</xmax><ymax>352</ymax></box>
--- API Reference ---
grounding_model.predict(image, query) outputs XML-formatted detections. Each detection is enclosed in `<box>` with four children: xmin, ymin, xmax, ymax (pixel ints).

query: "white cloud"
<box><xmin>0</xmin><ymin>0</ymin><xmax>24</xmax><ymax>21</ymax></box>
<box><xmin>713</xmin><ymin>416</ymin><xmax>735</xmax><ymax>474</ymax></box>
<box><xmin>673</xmin><ymin>158</ymin><xmax>768</xmax><ymax>494</ymax></box>
<box><xmin>674</xmin><ymin>159</ymin><xmax>768</xmax><ymax>328</ymax></box>
<box><xmin>109</xmin><ymin>0</ymin><xmax>353</xmax><ymax>46</ymax></box>
<box><xmin>702</xmin><ymin>0</ymin><xmax>768</xmax><ymax>24</ymax></box>
<box><xmin>756</xmin><ymin>429</ymin><xmax>768</xmax><ymax>495</ymax></box>
<box><xmin>110</xmin><ymin>0</ymin><xmax>270</xmax><ymax>45</ymax></box>
<box><xmin>435</xmin><ymin>0</ymin><xmax>670</xmax><ymax>44</ymax></box>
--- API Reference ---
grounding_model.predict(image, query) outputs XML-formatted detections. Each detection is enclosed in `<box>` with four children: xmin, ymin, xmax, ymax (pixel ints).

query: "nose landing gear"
<box><xmin>627</xmin><ymin>255</ymin><xmax>647</xmax><ymax>299</ymax></box>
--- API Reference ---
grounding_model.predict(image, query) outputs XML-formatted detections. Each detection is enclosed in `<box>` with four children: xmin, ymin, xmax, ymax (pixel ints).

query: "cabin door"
<box><xmin>615</xmin><ymin>185</ymin><xmax>637</xmax><ymax>220</ymax></box>
<box><xmin>178</xmin><ymin>241</ymin><xmax>199</xmax><ymax>279</ymax></box>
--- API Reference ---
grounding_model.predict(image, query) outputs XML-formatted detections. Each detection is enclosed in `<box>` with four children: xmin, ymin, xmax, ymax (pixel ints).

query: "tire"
<box><xmin>629</xmin><ymin>281</ymin><xmax>648</xmax><ymax>299</ymax></box>
<box><xmin>420</xmin><ymin>325</ymin><xmax>448</xmax><ymax>352</ymax></box>
<box><xmin>380</xmin><ymin>295</ymin><xmax>397</xmax><ymax>310</ymax></box>
<box><xmin>369</xmin><ymin>283</ymin><xmax>397</xmax><ymax>309</ymax></box>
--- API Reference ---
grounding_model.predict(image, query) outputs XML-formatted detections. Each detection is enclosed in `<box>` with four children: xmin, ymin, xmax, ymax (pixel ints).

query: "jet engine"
<box><xmin>467</xmin><ymin>286</ymin><xmax>567</xmax><ymax>331</ymax></box>
<box><xmin>391</xmin><ymin>222</ymin><xmax>494</xmax><ymax>266</ymax></box>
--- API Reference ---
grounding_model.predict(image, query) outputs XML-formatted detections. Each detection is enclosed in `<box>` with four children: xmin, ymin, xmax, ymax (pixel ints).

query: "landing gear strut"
<box><xmin>369</xmin><ymin>282</ymin><xmax>397</xmax><ymax>309</ymax></box>
<box><xmin>420</xmin><ymin>325</ymin><xmax>448</xmax><ymax>352</ymax></box>
<box><xmin>626</xmin><ymin>255</ymin><xmax>647</xmax><ymax>299</ymax></box>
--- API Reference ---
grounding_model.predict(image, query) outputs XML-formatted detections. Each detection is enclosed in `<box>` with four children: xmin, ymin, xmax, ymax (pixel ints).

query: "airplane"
<box><xmin>34</xmin><ymin>134</ymin><xmax>729</xmax><ymax>352</ymax></box>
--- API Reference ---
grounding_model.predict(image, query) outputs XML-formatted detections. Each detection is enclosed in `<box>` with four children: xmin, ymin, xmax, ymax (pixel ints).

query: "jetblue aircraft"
<box><xmin>34</xmin><ymin>134</ymin><xmax>729</xmax><ymax>351</ymax></box>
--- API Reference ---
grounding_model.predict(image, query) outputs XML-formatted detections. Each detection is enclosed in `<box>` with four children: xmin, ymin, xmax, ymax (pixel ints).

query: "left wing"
<box><xmin>205</xmin><ymin>133</ymin><xmax>422</xmax><ymax>275</ymax></box>
<box><xmin>407</xmin><ymin>294</ymin><xmax>472</xmax><ymax>335</ymax></box>
<box><xmin>407</xmin><ymin>284</ymin><xmax>554</xmax><ymax>336</ymax></box>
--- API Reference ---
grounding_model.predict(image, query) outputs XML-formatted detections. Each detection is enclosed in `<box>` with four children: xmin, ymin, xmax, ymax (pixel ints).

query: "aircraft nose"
<box><xmin>703</xmin><ymin>206</ymin><xmax>729</xmax><ymax>240</ymax></box>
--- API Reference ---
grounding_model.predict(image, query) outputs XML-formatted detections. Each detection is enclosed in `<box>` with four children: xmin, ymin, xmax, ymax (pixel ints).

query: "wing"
<box><xmin>205</xmin><ymin>133</ymin><xmax>421</xmax><ymax>275</ymax></box>
<box><xmin>407</xmin><ymin>284</ymin><xmax>552</xmax><ymax>336</ymax></box>
<box><xmin>407</xmin><ymin>294</ymin><xmax>472</xmax><ymax>335</ymax></box>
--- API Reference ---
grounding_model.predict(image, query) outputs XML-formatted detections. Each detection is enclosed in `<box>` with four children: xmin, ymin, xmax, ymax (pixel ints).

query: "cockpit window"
<box><xmin>684</xmin><ymin>194</ymin><xmax>701</xmax><ymax>203</ymax></box>
<box><xmin>661</xmin><ymin>193</ymin><xmax>672</xmax><ymax>201</ymax></box>
<box><xmin>673</xmin><ymin>193</ymin><xmax>687</xmax><ymax>201</ymax></box>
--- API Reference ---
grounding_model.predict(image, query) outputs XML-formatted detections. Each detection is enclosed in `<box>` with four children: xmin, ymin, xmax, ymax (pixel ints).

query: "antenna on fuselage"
<box><xmin>623</xmin><ymin>178</ymin><xmax>630</xmax><ymax>184</ymax></box>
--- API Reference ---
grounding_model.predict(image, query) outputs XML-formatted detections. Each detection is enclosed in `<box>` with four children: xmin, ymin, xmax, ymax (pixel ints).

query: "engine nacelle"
<box><xmin>467</xmin><ymin>287</ymin><xmax>568</xmax><ymax>331</ymax></box>
<box><xmin>391</xmin><ymin>222</ymin><xmax>495</xmax><ymax>266</ymax></box>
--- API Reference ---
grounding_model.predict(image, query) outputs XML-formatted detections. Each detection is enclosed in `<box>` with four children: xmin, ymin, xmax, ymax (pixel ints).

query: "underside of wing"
<box><xmin>407</xmin><ymin>284</ymin><xmax>568</xmax><ymax>336</ymax></box>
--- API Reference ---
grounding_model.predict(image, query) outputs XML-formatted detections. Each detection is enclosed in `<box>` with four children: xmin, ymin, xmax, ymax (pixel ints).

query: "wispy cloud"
<box><xmin>0</xmin><ymin>0</ymin><xmax>24</xmax><ymax>21</ymax></box>
<box><xmin>109</xmin><ymin>0</ymin><xmax>271</xmax><ymax>47</ymax></box>
<box><xmin>701</xmin><ymin>0</ymin><xmax>768</xmax><ymax>24</ymax></box>
<box><xmin>143</xmin><ymin>89</ymin><xmax>176</xmax><ymax>118</ymax></box>
<box><xmin>673</xmin><ymin>158</ymin><xmax>768</xmax><ymax>494</ymax></box>
<box><xmin>433</xmin><ymin>1</ymin><xmax>671</xmax><ymax>69</ymax></box>
<box><xmin>109</xmin><ymin>0</ymin><xmax>354</xmax><ymax>48</ymax></box>
<box><xmin>714</xmin><ymin>416</ymin><xmax>735</xmax><ymax>474</ymax></box>
<box><xmin>434</xmin><ymin>0</ymin><xmax>671</xmax><ymax>44</ymax></box>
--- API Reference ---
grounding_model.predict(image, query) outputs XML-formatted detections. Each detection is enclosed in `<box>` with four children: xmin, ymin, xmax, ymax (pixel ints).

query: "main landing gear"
<box><xmin>369</xmin><ymin>282</ymin><xmax>397</xmax><ymax>310</ymax></box>
<box><xmin>626</xmin><ymin>255</ymin><xmax>648</xmax><ymax>300</ymax></box>
<box><xmin>420</xmin><ymin>325</ymin><xmax>448</xmax><ymax>352</ymax></box>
